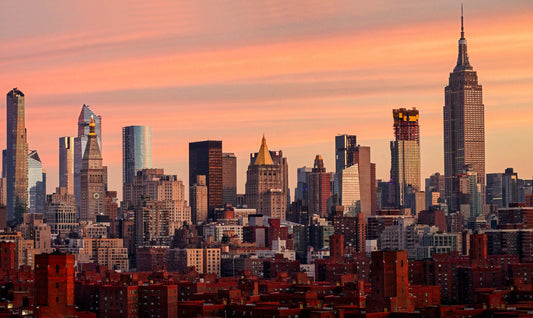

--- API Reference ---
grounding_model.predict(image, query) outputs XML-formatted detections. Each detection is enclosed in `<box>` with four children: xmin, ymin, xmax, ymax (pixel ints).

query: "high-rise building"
<box><xmin>294</xmin><ymin>166</ymin><xmax>312</xmax><ymax>205</ymax></box>
<box><xmin>457</xmin><ymin>167</ymin><xmax>482</xmax><ymax>220</ymax></box>
<box><xmin>190</xmin><ymin>175</ymin><xmax>208</xmax><ymax>224</ymax></box>
<box><xmin>122</xmin><ymin>125</ymin><xmax>152</xmax><ymax>186</ymax></box>
<box><xmin>79</xmin><ymin>116</ymin><xmax>105</xmax><ymax>222</ymax></box>
<box><xmin>74</xmin><ymin>104</ymin><xmax>101</xmax><ymax>214</ymax></box>
<box><xmin>245</xmin><ymin>136</ymin><xmax>286</xmax><ymax>219</ymax></box>
<box><xmin>425</xmin><ymin>172</ymin><xmax>446</xmax><ymax>209</ymax></box>
<box><xmin>222</xmin><ymin>152</ymin><xmax>237</xmax><ymax>206</ymax></box>
<box><xmin>335</xmin><ymin>134</ymin><xmax>357</xmax><ymax>174</ymax></box>
<box><xmin>28</xmin><ymin>150</ymin><xmax>46</xmax><ymax>214</ymax></box>
<box><xmin>189</xmin><ymin>141</ymin><xmax>222</xmax><ymax>215</ymax></box>
<box><xmin>354</xmin><ymin>146</ymin><xmax>377</xmax><ymax>218</ymax></box>
<box><xmin>444</xmin><ymin>9</ymin><xmax>485</xmax><ymax>211</ymax></box>
<box><xmin>390</xmin><ymin>108</ymin><xmax>420</xmax><ymax>208</ymax></box>
<box><xmin>308</xmin><ymin>155</ymin><xmax>331</xmax><ymax>217</ymax></box>
<box><xmin>6</xmin><ymin>88</ymin><xmax>29</xmax><ymax>224</ymax></box>
<box><xmin>59</xmin><ymin>137</ymin><xmax>74</xmax><ymax>194</ymax></box>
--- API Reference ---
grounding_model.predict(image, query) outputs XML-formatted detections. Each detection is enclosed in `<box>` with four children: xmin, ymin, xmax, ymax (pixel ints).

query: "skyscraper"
<box><xmin>190</xmin><ymin>175</ymin><xmax>208</xmax><ymax>224</ymax></box>
<box><xmin>245</xmin><ymin>136</ymin><xmax>286</xmax><ymax>219</ymax></box>
<box><xmin>74</xmin><ymin>105</ymin><xmax>101</xmax><ymax>213</ymax></box>
<box><xmin>189</xmin><ymin>141</ymin><xmax>222</xmax><ymax>214</ymax></box>
<box><xmin>6</xmin><ymin>88</ymin><xmax>29</xmax><ymax>224</ymax></box>
<box><xmin>122</xmin><ymin>125</ymin><xmax>152</xmax><ymax>187</ymax></box>
<box><xmin>335</xmin><ymin>134</ymin><xmax>357</xmax><ymax>174</ymax></box>
<box><xmin>79</xmin><ymin>116</ymin><xmax>105</xmax><ymax>222</ymax></box>
<box><xmin>222</xmin><ymin>152</ymin><xmax>237</xmax><ymax>206</ymax></box>
<box><xmin>28</xmin><ymin>150</ymin><xmax>46</xmax><ymax>214</ymax></box>
<box><xmin>59</xmin><ymin>137</ymin><xmax>74</xmax><ymax>194</ymax></box>
<box><xmin>390</xmin><ymin>108</ymin><xmax>421</xmax><ymax>208</ymax></box>
<box><xmin>308</xmin><ymin>155</ymin><xmax>331</xmax><ymax>217</ymax></box>
<box><xmin>443</xmin><ymin>8</ymin><xmax>485</xmax><ymax>211</ymax></box>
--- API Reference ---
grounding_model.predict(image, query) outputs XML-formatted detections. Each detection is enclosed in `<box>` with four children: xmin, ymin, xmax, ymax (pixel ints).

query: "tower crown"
<box><xmin>454</xmin><ymin>4</ymin><xmax>473</xmax><ymax>72</ymax></box>
<box><xmin>89</xmin><ymin>115</ymin><xmax>96</xmax><ymax>135</ymax></box>
<box><xmin>254</xmin><ymin>134</ymin><xmax>274</xmax><ymax>165</ymax></box>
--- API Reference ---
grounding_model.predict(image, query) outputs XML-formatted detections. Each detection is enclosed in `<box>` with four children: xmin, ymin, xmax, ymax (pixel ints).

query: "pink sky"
<box><xmin>1</xmin><ymin>1</ymin><xmax>533</xmax><ymax>196</ymax></box>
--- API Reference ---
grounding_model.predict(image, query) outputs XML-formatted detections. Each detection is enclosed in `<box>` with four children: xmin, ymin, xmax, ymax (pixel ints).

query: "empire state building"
<box><xmin>443</xmin><ymin>8</ymin><xmax>485</xmax><ymax>211</ymax></box>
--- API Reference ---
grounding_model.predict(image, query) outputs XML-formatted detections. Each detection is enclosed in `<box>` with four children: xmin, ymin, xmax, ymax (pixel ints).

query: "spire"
<box><xmin>454</xmin><ymin>4</ymin><xmax>473</xmax><ymax>72</ymax></box>
<box><xmin>89</xmin><ymin>115</ymin><xmax>96</xmax><ymax>135</ymax></box>
<box><xmin>254</xmin><ymin>134</ymin><xmax>274</xmax><ymax>165</ymax></box>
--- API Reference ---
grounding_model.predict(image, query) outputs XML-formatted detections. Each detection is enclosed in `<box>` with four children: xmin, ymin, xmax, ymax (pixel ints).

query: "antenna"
<box><xmin>461</xmin><ymin>3</ymin><xmax>464</xmax><ymax>38</ymax></box>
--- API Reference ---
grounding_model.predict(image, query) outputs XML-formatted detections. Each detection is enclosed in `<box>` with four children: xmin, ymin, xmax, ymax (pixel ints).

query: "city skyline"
<box><xmin>1</xmin><ymin>2</ymin><xmax>533</xmax><ymax>195</ymax></box>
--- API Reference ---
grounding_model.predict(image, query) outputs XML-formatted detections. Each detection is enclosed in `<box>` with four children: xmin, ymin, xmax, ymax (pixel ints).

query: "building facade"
<box><xmin>308</xmin><ymin>155</ymin><xmax>331</xmax><ymax>217</ymax></box>
<box><xmin>222</xmin><ymin>152</ymin><xmax>237</xmax><ymax>206</ymax></box>
<box><xmin>28</xmin><ymin>150</ymin><xmax>46</xmax><ymax>214</ymax></box>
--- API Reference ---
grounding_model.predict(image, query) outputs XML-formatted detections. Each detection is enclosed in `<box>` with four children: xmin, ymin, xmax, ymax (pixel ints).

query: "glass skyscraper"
<box><xmin>122</xmin><ymin>125</ymin><xmax>152</xmax><ymax>185</ymax></box>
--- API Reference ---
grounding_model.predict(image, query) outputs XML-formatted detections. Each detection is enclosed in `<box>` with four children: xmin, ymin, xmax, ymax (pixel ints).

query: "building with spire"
<box><xmin>390</xmin><ymin>108</ymin><xmax>421</xmax><ymax>208</ymax></box>
<box><xmin>443</xmin><ymin>6</ymin><xmax>485</xmax><ymax>212</ymax></box>
<box><xmin>79</xmin><ymin>116</ymin><xmax>105</xmax><ymax>222</ymax></box>
<box><xmin>245</xmin><ymin>135</ymin><xmax>287</xmax><ymax>219</ymax></box>
<box><xmin>5</xmin><ymin>88</ymin><xmax>29</xmax><ymax>224</ymax></box>
<box><xmin>74</xmin><ymin>105</ymin><xmax>102</xmax><ymax>214</ymax></box>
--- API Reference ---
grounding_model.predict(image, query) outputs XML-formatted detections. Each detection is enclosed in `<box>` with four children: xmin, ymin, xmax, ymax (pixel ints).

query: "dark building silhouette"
<box><xmin>308</xmin><ymin>155</ymin><xmax>331</xmax><ymax>217</ymax></box>
<box><xmin>189</xmin><ymin>141</ymin><xmax>222</xmax><ymax>216</ymax></box>
<box><xmin>222</xmin><ymin>153</ymin><xmax>237</xmax><ymax>206</ymax></box>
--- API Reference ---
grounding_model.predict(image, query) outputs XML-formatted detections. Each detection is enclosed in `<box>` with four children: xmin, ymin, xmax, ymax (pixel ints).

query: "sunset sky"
<box><xmin>1</xmin><ymin>1</ymin><xmax>533</xmax><ymax>196</ymax></box>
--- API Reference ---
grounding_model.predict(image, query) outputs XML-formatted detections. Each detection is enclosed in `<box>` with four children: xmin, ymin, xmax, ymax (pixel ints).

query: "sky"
<box><xmin>1</xmin><ymin>1</ymin><xmax>533</xmax><ymax>198</ymax></box>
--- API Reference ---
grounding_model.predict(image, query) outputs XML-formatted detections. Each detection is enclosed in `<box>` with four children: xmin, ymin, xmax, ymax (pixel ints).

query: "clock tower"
<box><xmin>80</xmin><ymin>115</ymin><xmax>105</xmax><ymax>222</ymax></box>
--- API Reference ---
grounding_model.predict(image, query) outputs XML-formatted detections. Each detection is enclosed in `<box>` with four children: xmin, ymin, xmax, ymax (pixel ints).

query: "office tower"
<box><xmin>390</xmin><ymin>108</ymin><xmax>420</xmax><ymax>208</ymax></box>
<box><xmin>34</xmin><ymin>253</ymin><xmax>77</xmax><ymax>317</ymax></box>
<box><xmin>28</xmin><ymin>150</ymin><xmax>46</xmax><ymax>214</ymax></box>
<box><xmin>59</xmin><ymin>137</ymin><xmax>74</xmax><ymax>194</ymax></box>
<box><xmin>190</xmin><ymin>175</ymin><xmax>208</xmax><ymax>224</ymax></box>
<box><xmin>222</xmin><ymin>152</ymin><xmax>237</xmax><ymax>206</ymax></box>
<box><xmin>308</xmin><ymin>155</ymin><xmax>331</xmax><ymax>217</ymax></box>
<box><xmin>80</xmin><ymin>116</ymin><xmax>105</xmax><ymax>222</ymax></box>
<box><xmin>486</xmin><ymin>173</ymin><xmax>503</xmax><ymax>208</ymax></box>
<box><xmin>189</xmin><ymin>141</ymin><xmax>222</xmax><ymax>215</ymax></box>
<box><xmin>245</xmin><ymin>136</ymin><xmax>286</xmax><ymax>219</ymax></box>
<box><xmin>367</xmin><ymin>250</ymin><xmax>412</xmax><ymax>313</ymax></box>
<box><xmin>354</xmin><ymin>146</ymin><xmax>377</xmax><ymax>217</ymax></box>
<box><xmin>6</xmin><ymin>88</ymin><xmax>29</xmax><ymax>223</ymax></box>
<box><xmin>122</xmin><ymin>125</ymin><xmax>152</xmax><ymax>187</ymax></box>
<box><xmin>46</xmin><ymin>187</ymin><xmax>78</xmax><ymax>235</ymax></box>
<box><xmin>294</xmin><ymin>166</ymin><xmax>312</xmax><ymax>204</ymax></box>
<box><xmin>335</xmin><ymin>134</ymin><xmax>357</xmax><ymax>174</ymax></box>
<box><xmin>74</xmin><ymin>104</ymin><xmax>101</xmax><ymax>213</ymax></box>
<box><xmin>270</xmin><ymin>149</ymin><xmax>290</xmax><ymax>207</ymax></box>
<box><xmin>457</xmin><ymin>167</ymin><xmax>482</xmax><ymax>219</ymax></box>
<box><xmin>426</xmin><ymin>172</ymin><xmax>446</xmax><ymax>209</ymax></box>
<box><xmin>123</xmin><ymin>168</ymin><xmax>190</xmax><ymax>231</ymax></box>
<box><xmin>444</xmin><ymin>9</ymin><xmax>485</xmax><ymax>211</ymax></box>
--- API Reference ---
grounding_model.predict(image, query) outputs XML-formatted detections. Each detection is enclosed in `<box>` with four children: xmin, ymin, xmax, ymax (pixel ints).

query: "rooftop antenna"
<box><xmin>461</xmin><ymin>3</ymin><xmax>464</xmax><ymax>38</ymax></box>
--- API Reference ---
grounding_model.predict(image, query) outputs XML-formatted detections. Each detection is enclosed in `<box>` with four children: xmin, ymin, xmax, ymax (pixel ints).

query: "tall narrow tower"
<box><xmin>122</xmin><ymin>125</ymin><xmax>152</xmax><ymax>198</ymax></box>
<box><xmin>6</xmin><ymin>88</ymin><xmax>28</xmax><ymax>224</ymax></box>
<box><xmin>74</xmin><ymin>105</ymin><xmax>101</xmax><ymax>213</ymax></box>
<box><xmin>80</xmin><ymin>116</ymin><xmax>105</xmax><ymax>222</ymax></box>
<box><xmin>59</xmin><ymin>137</ymin><xmax>74</xmax><ymax>194</ymax></box>
<box><xmin>390</xmin><ymin>108</ymin><xmax>420</xmax><ymax>208</ymax></box>
<box><xmin>443</xmin><ymin>7</ymin><xmax>485</xmax><ymax>211</ymax></box>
